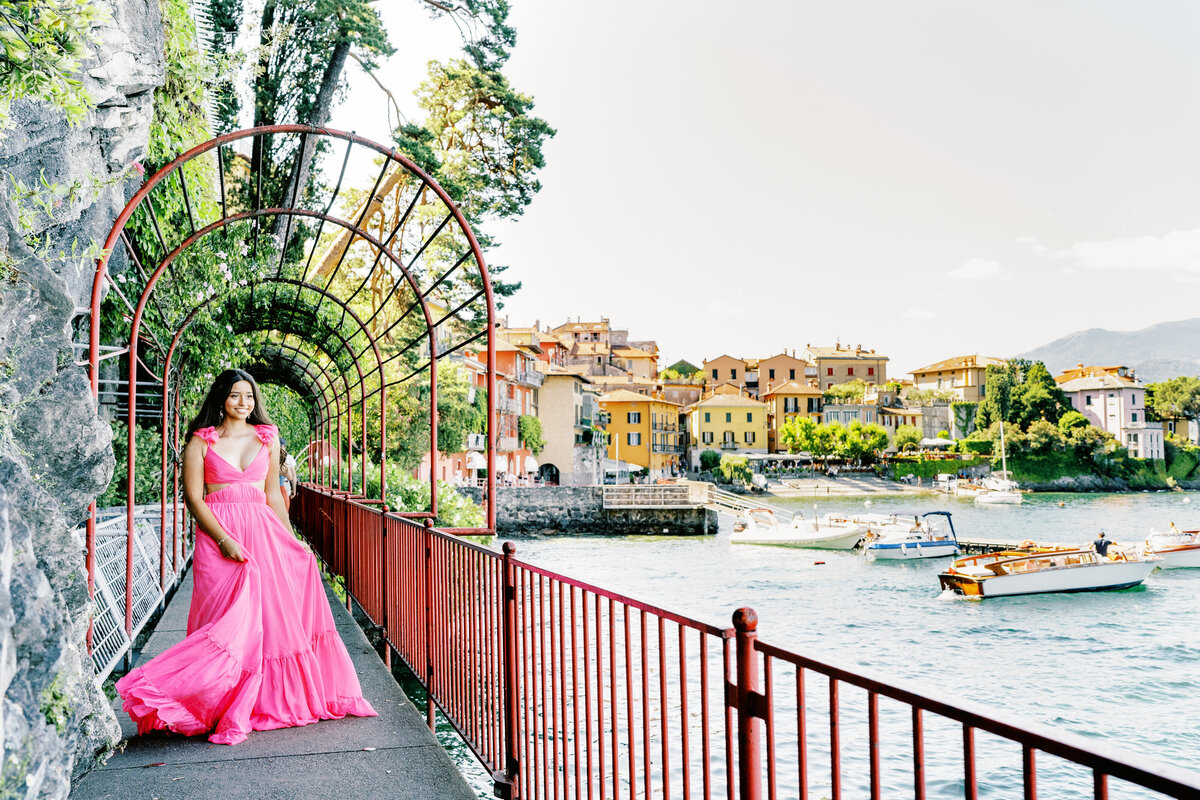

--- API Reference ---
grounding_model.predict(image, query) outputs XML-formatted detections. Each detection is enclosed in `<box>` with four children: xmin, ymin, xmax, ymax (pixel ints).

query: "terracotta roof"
<box><xmin>1059</xmin><ymin>374</ymin><xmax>1141</xmax><ymax>392</ymax></box>
<box><xmin>805</xmin><ymin>345</ymin><xmax>888</xmax><ymax>360</ymax></box>
<box><xmin>689</xmin><ymin>394</ymin><xmax>768</xmax><ymax>409</ymax></box>
<box><xmin>910</xmin><ymin>355</ymin><xmax>1006</xmax><ymax>375</ymax></box>
<box><xmin>599</xmin><ymin>389</ymin><xmax>679</xmax><ymax>406</ymax></box>
<box><xmin>1055</xmin><ymin>365</ymin><xmax>1133</xmax><ymax>383</ymax></box>
<box><xmin>702</xmin><ymin>354</ymin><xmax>747</xmax><ymax>365</ymax></box>
<box><xmin>544</xmin><ymin>369</ymin><xmax>591</xmax><ymax>384</ymax></box>
<box><xmin>759</xmin><ymin>380</ymin><xmax>822</xmax><ymax>397</ymax></box>
<box><xmin>612</xmin><ymin>345</ymin><xmax>655</xmax><ymax>358</ymax></box>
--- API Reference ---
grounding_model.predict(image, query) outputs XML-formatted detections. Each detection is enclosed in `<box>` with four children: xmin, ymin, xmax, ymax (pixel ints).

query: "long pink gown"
<box><xmin>116</xmin><ymin>424</ymin><xmax>376</xmax><ymax>745</ymax></box>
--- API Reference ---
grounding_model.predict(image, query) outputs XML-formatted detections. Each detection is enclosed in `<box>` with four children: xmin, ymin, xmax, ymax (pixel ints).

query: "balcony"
<box><xmin>652</xmin><ymin>422</ymin><xmax>678</xmax><ymax>432</ymax></box>
<box><xmin>515</xmin><ymin>369</ymin><xmax>544</xmax><ymax>387</ymax></box>
<box><xmin>498</xmin><ymin>435</ymin><xmax>520</xmax><ymax>451</ymax></box>
<box><xmin>720</xmin><ymin>441</ymin><xmax>739</xmax><ymax>450</ymax></box>
<box><xmin>466</xmin><ymin>433</ymin><xmax>486</xmax><ymax>451</ymax></box>
<box><xmin>496</xmin><ymin>397</ymin><xmax>522</xmax><ymax>414</ymax></box>
<box><xmin>652</xmin><ymin>444</ymin><xmax>686</xmax><ymax>454</ymax></box>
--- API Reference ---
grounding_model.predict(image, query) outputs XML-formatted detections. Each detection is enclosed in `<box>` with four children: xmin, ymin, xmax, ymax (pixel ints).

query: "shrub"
<box><xmin>699</xmin><ymin>449</ymin><xmax>721</xmax><ymax>472</ymax></box>
<box><xmin>718</xmin><ymin>454</ymin><xmax>752</xmax><ymax>484</ymax></box>
<box><xmin>894</xmin><ymin>425</ymin><xmax>921</xmax><ymax>452</ymax></box>
<box><xmin>960</xmin><ymin>438</ymin><xmax>992</xmax><ymax>455</ymax></box>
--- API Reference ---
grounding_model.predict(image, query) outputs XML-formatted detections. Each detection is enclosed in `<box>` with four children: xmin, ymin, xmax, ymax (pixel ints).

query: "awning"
<box><xmin>919</xmin><ymin>437</ymin><xmax>955</xmax><ymax>448</ymax></box>
<box><xmin>493</xmin><ymin>456</ymin><xmax>509</xmax><ymax>473</ymax></box>
<box><xmin>524</xmin><ymin>456</ymin><xmax>539</xmax><ymax>473</ymax></box>
<box><xmin>465</xmin><ymin>451</ymin><xmax>487</xmax><ymax>469</ymax></box>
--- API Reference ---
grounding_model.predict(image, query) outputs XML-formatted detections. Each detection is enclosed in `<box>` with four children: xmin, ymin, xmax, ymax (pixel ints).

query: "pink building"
<box><xmin>1058</xmin><ymin>372</ymin><xmax>1163</xmax><ymax>459</ymax></box>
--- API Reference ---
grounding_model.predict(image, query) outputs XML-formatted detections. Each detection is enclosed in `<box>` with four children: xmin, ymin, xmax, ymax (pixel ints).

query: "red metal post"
<box><xmin>733</xmin><ymin>608</ymin><xmax>762</xmax><ymax>800</ymax></box>
<box><xmin>1024</xmin><ymin>746</ymin><xmax>1037</xmax><ymax>800</ymax></box>
<box><xmin>424</xmin><ymin>519</ymin><xmax>436</xmax><ymax>730</ymax></box>
<box><xmin>495</xmin><ymin>542</ymin><xmax>520</xmax><ymax>799</ymax></box>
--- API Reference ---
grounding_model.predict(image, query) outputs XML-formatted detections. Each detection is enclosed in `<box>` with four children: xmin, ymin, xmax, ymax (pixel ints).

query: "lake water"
<box><xmin>488</xmin><ymin>490</ymin><xmax>1200</xmax><ymax>799</ymax></box>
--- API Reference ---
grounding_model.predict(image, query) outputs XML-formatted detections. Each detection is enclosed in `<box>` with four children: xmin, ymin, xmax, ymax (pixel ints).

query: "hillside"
<box><xmin>1019</xmin><ymin>318</ymin><xmax>1200</xmax><ymax>382</ymax></box>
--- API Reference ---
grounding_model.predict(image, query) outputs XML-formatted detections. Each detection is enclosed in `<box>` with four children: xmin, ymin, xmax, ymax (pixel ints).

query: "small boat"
<box><xmin>976</xmin><ymin>424</ymin><xmax>1024</xmax><ymax>504</ymax></box>
<box><xmin>731</xmin><ymin>509</ymin><xmax>866</xmax><ymax>549</ymax></box>
<box><xmin>862</xmin><ymin>511</ymin><xmax>960</xmax><ymax>559</ymax></box>
<box><xmin>939</xmin><ymin>547</ymin><xmax>1158</xmax><ymax>597</ymax></box>
<box><xmin>1142</xmin><ymin>526</ymin><xmax>1200</xmax><ymax>568</ymax></box>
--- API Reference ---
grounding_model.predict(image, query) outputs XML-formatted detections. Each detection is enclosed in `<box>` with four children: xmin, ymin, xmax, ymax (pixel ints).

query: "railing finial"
<box><xmin>732</xmin><ymin>606</ymin><xmax>758</xmax><ymax>632</ymax></box>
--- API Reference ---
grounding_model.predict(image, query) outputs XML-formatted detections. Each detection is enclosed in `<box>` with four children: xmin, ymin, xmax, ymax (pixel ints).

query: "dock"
<box><xmin>70</xmin><ymin>573</ymin><xmax>476</xmax><ymax>800</ymax></box>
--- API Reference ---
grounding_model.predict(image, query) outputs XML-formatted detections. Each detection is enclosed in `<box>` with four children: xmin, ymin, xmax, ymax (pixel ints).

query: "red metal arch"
<box><xmin>86</xmin><ymin>126</ymin><xmax>500</xmax><ymax>654</ymax></box>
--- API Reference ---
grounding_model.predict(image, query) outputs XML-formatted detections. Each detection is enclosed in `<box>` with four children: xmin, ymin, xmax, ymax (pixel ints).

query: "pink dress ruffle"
<box><xmin>116</xmin><ymin>431</ymin><xmax>375</xmax><ymax>745</ymax></box>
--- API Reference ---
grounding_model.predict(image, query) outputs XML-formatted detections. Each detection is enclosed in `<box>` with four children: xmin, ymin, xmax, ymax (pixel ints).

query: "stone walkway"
<box><xmin>70</xmin><ymin>574</ymin><xmax>476</xmax><ymax>800</ymax></box>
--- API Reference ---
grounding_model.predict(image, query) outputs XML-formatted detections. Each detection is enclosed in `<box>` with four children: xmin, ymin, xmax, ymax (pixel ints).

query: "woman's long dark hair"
<box><xmin>186</xmin><ymin>369</ymin><xmax>274</xmax><ymax>438</ymax></box>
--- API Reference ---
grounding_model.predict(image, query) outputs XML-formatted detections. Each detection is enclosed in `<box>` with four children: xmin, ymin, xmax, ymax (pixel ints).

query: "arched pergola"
<box><xmin>85</xmin><ymin>126</ymin><xmax>499</xmax><ymax>664</ymax></box>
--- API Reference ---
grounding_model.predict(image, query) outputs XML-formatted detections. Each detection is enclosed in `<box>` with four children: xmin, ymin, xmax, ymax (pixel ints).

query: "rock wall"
<box><xmin>0</xmin><ymin>0</ymin><xmax>164</xmax><ymax>795</ymax></box>
<box><xmin>458</xmin><ymin>487</ymin><xmax>718</xmax><ymax>536</ymax></box>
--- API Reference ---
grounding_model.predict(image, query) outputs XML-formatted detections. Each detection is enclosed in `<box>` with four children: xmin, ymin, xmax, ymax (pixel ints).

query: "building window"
<box><xmin>868</xmin><ymin>367</ymin><xmax>874</xmax><ymax>376</ymax></box>
<box><xmin>702</xmin><ymin>431</ymin><xmax>713</xmax><ymax>444</ymax></box>
<box><xmin>1132</xmin><ymin>413</ymin><xmax>1137</xmax><ymax>422</ymax></box>
<box><xmin>847</xmin><ymin>367</ymin><xmax>855</xmax><ymax>376</ymax></box>
<box><xmin>789</xmin><ymin>369</ymin><xmax>795</xmax><ymax>380</ymax></box>
<box><xmin>725</xmin><ymin>412</ymin><xmax>732</xmax><ymax>423</ymax></box>
<box><xmin>827</xmin><ymin>368</ymin><xmax>834</xmax><ymax>376</ymax></box>
<box><xmin>712</xmin><ymin>368</ymin><xmax>718</xmax><ymax>379</ymax></box>
<box><xmin>627</xmin><ymin>412</ymin><xmax>641</xmax><ymax>424</ymax></box>
<box><xmin>722</xmin><ymin>431</ymin><xmax>734</xmax><ymax>444</ymax></box>
<box><xmin>746</xmin><ymin>412</ymin><xmax>753</xmax><ymax>422</ymax></box>
<box><xmin>731</xmin><ymin>369</ymin><xmax>738</xmax><ymax>379</ymax></box>
<box><xmin>744</xmin><ymin>431</ymin><xmax>755</xmax><ymax>444</ymax></box>
<box><xmin>704</xmin><ymin>412</ymin><xmax>710</xmax><ymax>423</ymax></box>
<box><xmin>1085</xmin><ymin>395</ymin><xmax>1092</xmax><ymax>406</ymax></box>
<box><xmin>769</xmin><ymin>369</ymin><xmax>775</xmax><ymax>380</ymax></box>
<box><xmin>627</xmin><ymin>432</ymin><xmax>641</xmax><ymax>446</ymax></box>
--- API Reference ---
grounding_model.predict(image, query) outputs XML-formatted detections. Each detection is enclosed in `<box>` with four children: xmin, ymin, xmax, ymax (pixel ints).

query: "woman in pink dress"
<box><xmin>116</xmin><ymin>369</ymin><xmax>376</xmax><ymax>745</ymax></box>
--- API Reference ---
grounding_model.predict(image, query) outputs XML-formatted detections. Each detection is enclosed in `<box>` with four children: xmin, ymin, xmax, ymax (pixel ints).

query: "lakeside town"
<box><xmin>424</xmin><ymin>315</ymin><xmax>1200</xmax><ymax>493</ymax></box>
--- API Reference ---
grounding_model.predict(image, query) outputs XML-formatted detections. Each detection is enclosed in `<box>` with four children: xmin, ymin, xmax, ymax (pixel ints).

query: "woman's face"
<box><xmin>224</xmin><ymin>380</ymin><xmax>255</xmax><ymax>422</ymax></box>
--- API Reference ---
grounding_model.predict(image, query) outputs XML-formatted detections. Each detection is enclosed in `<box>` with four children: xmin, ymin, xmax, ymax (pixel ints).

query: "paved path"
<box><xmin>71</xmin><ymin>573</ymin><xmax>476</xmax><ymax>800</ymax></box>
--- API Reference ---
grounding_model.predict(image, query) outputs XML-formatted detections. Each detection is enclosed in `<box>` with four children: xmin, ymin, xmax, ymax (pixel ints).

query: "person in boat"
<box><xmin>1092</xmin><ymin>531</ymin><xmax>1117</xmax><ymax>558</ymax></box>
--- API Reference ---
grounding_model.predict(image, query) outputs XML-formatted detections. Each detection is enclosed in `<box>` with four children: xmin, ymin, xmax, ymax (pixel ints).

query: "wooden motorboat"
<box><xmin>939</xmin><ymin>547</ymin><xmax>1158</xmax><ymax>597</ymax></box>
<box><xmin>1142</xmin><ymin>527</ymin><xmax>1200</xmax><ymax>568</ymax></box>
<box><xmin>862</xmin><ymin>511</ymin><xmax>960</xmax><ymax>559</ymax></box>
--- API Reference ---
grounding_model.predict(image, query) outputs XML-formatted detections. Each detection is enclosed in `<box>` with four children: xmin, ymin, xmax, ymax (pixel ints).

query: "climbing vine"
<box><xmin>0</xmin><ymin>0</ymin><xmax>107</xmax><ymax>135</ymax></box>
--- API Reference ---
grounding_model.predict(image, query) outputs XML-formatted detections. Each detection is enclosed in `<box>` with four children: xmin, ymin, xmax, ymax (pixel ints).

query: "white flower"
<box><xmin>115</xmin><ymin>273</ymin><xmax>126</xmax><ymax>283</ymax></box>
<box><xmin>226</xmin><ymin>324</ymin><xmax>233</xmax><ymax>332</ymax></box>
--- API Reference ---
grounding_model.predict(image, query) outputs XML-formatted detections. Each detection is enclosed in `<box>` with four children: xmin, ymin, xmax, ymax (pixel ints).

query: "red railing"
<box><xmin>293</xmin><ymin>484</ymin><xmax>1200</xmax><ymax>800</ymax></box>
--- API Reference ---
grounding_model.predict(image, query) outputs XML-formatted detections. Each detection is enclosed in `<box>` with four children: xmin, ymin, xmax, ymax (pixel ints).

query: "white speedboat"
<box><xmin>1142</xmin><ymin>527</ymin><xmax>1200</xmax><ymax>568</ymax></box>
<box><xmin>939</xmin><ymin>548</ymin><xmax>1158</xmax><ymax>597</ymax></box>
<box><xmin>862</xmin><ymin>511</ymin><xmax>960</xmax><ymax>559</ymax></box>
<box><xmin>731</xmin><ymin>509</ymin><xmax>866</xmax><ymax>549</ymax></box>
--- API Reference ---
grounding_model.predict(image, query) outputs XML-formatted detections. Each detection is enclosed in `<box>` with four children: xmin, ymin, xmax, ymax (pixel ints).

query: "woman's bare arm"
<box><xmin>264</xmin><ymin>439</ymin><xmax>292</xmax><ymax>531</ymax></box>
<box><xmin>183</xmin><ymin>437</ymin><xmax>247</xmax><ymax>562</ymax></box>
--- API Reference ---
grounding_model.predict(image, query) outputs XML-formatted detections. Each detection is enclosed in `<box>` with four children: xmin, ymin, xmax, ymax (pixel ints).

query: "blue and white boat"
<box><xmin>862</xmin><ymin>511</ymin><xmax>960</xmax><ymax>560</ymax></box>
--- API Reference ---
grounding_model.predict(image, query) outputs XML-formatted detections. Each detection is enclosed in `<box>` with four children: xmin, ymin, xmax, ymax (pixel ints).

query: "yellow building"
<box><xmin>909</xmin><ymin>354</ymin><xmax>1006</xmax><ymax>402</ymax></box>
<box><xmin>759</xmin><ymin>381</ymin><xmax>824</xmax><ymax>452</ymax></box>
<box><xmin>805</xmin><ymin>344</ymin><xmax>889</xmax><ymax>390</ymax></box>
<box><xmin>599</xmin><ymin>389</ymin><xmax>683</xmax><ymax>479</ymax></box>
<box><xmin>686</xmin><ymin>394</ymin><xmax>768</xmax><ymax>463</ymax></box>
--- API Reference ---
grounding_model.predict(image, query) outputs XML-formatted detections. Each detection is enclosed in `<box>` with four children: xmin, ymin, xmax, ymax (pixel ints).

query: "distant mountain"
<box><xmin>1019</xmin><ymin>318</ymin><xmax>1200</xmax><ymax>383</ymax></box>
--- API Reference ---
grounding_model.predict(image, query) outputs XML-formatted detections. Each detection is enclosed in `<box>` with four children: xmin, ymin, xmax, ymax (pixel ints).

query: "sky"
<box><xmin>327</xmin><ymin>0</ymin><xmax>1200</xmax><ymax>376</ymax></box>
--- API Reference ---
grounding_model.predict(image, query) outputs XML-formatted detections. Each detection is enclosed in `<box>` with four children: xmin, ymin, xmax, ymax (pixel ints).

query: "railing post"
<box><xmin>733</xmin><ymin>607</ymin><xmax>763</xmax><ymax>800</ymax></box>
<box><xmin>494</xmin><ymin>542</ymin><xmax>520</xmax><ymax>799</ymax></box>
<box><xmin>344</xmin><ymin>493</ymin><xmax>352</xmax><ymax>611</ymax></box>
<box><xmin>423</xmin><ymin>519</ymin><xmax>436</xmax><ymax>731</ymax></box>
<box><xmin>380</xmin><ymin>507</ymin><xmax>390</xmax><ymax>670</ymax></box>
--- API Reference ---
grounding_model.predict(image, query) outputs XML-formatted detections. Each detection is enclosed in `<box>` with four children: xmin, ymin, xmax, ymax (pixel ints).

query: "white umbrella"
<box><xmin>524</xmin><ymin>456</ymin><xmax>539</xmax><ymax>473</ymax></box>
<box><xmin>465</xmin><ymin>451</ymin><xmax>487</xmax><ymax>469</ymax></box>
<box><xmin>919</xmin><ymin>437</ymin><xmax>955</xmax><ymax>448</ymax></box>
<box><xmin>493</xmin><ymin>456</ymin><xmax>509</xmax><ymax>473</ymax></box>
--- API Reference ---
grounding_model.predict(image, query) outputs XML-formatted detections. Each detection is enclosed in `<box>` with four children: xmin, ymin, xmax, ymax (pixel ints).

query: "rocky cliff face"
<box><xmin>0</xmin><ymin>0</ymin><xmax>164</xmax><ymax>795</ymax></box>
